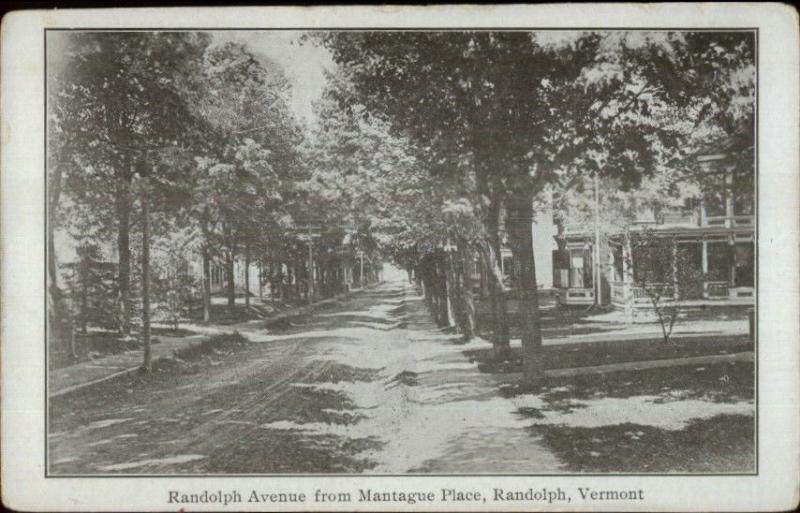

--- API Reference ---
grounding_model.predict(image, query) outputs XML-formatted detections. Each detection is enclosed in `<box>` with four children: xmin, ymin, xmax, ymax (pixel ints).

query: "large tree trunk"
<box><xmin>268</xmin><ymin>262</ymin><xmax>276</xmax><ymax>302</ymax></box>
<box><xmin>273</xmin><ymin>262</ymin><xmax>282</xmax><ymax>302</ymax></box>
<box><xmin>286</xmin><ymin>264</ymin><xmax>295</xmax><ymax>300</ymax></box>
<box><xmin>79</xmin><ymin>251</ymin><xmax>88</xmax><ymax>335</ymax></box>
<box><xmin>459</xmin><ymin>243</ymin><xmax>476</xmax><ymax>338</ymax></box>
<box><xmin>140</xmin><ymin>174</ymin><xmax>152</xmax><ymax>372</ymax></box>
<box><xmin>225</xmin><ymin>251</ymin><xmax>235</xmax><ymax>307</ymax></box>
<box><xmin>201</xmin><ymin>246</ymin><xmax>212</xmax><ymax>323</ymax></box>
<box><xmin>475</xmin><ymin>157</ymin><xmax>511</xmax><ymax>358</ymax></box>
<box><xmin>420</xmin><ymin>255</ymin><xmax>434</xmax><ymax>311</ymax></box>
<box><xmin>47</xmin><ymin>165</ymin><xmax>62</xmax><ymax>293</ymax></box>
<box><xmin>444</xmin><ymin>253</ymin><xmax>459</xmax><ymax>329</ymax></box>
<box><xmin>449</xmin><ymin>241</ymin><xmax>475</xmax><ymax>340</ymax></box>
<box><xmin>200</xmin><ymin>216</ymin><xmax>212</xmax><ymax>323</ymax></box>
<box><xmin>477</xmin><ymin>241</ymin><xmax>511</xmax><ymax>359</ymax></box>
<box><xmin>244</xmin><ymin>244</ymin><xmax>251</xmax><ymax>309</ymax></box>
<box><xmin>47</xmin><ymin>164</ymin><xmax>75</xmax><ymax>357</ymax></box>
<box><xmin>486</xmin><ymin>192</ymin><xmax>511</xmax><ymax>358</ymax></box>
<box><xmin>116</xmin><ymin>172</ymin><xmax>133</xmax><ymax>336</ymax></box>
<box><xmin>507</xmin><ymin>194</ymin><xmax>544</xmax><ymax>386</ymax></box>
<box><xmin>435</xmin><ymin>252</ymin><xmax>450</xmax><ymax>327</ymax></box>
<box><xmin>224</xmin><ymin>229</ymin><xmax>236</xmax><ymax>308</ymax></box>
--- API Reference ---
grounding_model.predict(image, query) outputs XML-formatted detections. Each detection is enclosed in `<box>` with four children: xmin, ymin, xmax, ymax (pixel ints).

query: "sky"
<box><xmin>48</xmin><ymin>30</ymin><xmax>335</xmax><ymax>126</ymax></box>
<box><xmin>212</xmin><ymin>31</ymin><xmax>335</xmax><ymax>126</ymax></box>
<box><xmin>50</xmin><ymin>31</ymin><xmax>335</xmax><ymax>261</ymax></box>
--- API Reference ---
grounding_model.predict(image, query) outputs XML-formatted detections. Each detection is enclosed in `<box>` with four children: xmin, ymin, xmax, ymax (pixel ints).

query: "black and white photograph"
<box><xmin>44</xmin><ymin>27</ymin><xmax>758</xmax><ymax>476</ymax></box>
<box><xmin>1</xmin><ymin>4</ymin><xmax>798</xmax><ymax>512</ymax></box>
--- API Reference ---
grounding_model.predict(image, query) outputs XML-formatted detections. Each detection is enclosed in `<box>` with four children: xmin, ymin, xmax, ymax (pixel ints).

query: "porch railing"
<box><xmin>704</xmin><ymin>215</ymin><xmax>728</xmax><ymax>227</ymax></box>
<box><xmin>660</xmin><ymin>211</ymin><xmax>697</xmax><ymax>226</ymax></box>
<box><xmin>611</xmin><ymin>280</ymin><xmax>747</xmax><ymax>306</ymax></box>
<box><xmin>702</xmin><ymin>214</ymin><xmax>754</xmax><ymax>228</ymax></box>
<box><xmin>703</xmin><ymin>281</ymin><xmax>730</xmax><ymax>299</ymax></box>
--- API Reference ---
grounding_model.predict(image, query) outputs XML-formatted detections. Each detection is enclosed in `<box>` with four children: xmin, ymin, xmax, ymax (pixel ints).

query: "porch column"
<box><xmin>729</xmin><ymin>235</ymin><xmax>736</xmax><ymax>288</ymax></box>
<box><xmin>701</xmin><ymin>239</ymin><xmax>708</xmax><ymax>274</ymax></box>
<box><xmin>725</xmin><ymin>169</ymin><xmax>734</xmax><ymax>228</ymax></box>
<box><xmin>622</xmin><ymin>234</ymin><xmax>633</xmax><ymax>323</ymax></box>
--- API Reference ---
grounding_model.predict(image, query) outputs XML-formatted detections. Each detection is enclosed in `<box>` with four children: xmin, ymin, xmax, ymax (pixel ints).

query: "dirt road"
<box><xmin>49</xmin><ymin>281</ymin><xmax>753</xmax><ymax>474</ymax></box>
<box><xmin>49</xmin><ymin>283</ymin><xmax>548</xmax><ymax>474</ymax></box>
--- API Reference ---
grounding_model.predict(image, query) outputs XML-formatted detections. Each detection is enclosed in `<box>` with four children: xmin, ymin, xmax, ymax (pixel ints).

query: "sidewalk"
<box><xmin>48</xmin><ymin>287</ymin><xmax>370</xmax><ymax>398</ymax></box>
<box><xmin>544</xmin><ymin>351</ymin><xmax>753</xmax><ymax>379</ymax></box>
<box><xmin>543</xmin><ymin>318</ymin><xmax>748</xmax><ymax>346</ymax></box>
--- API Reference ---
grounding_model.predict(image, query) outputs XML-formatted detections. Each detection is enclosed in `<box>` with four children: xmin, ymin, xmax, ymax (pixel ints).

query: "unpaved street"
<box><xmin>49</xmin><ymin>281</ymin><xmax>753</xmax><ymax>474</ymax></box>
<box><xmin>49</xmin><ymin>283</ymin><xmax>559</xmax><ymax>474</ymax></box>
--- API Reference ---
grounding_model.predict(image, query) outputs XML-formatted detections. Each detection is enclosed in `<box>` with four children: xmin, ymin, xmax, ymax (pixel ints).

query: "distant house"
<box><xmin>188</xmin><ymin>258</ymin><xmax>260</xmax><ymax>296</ymax></box>
<box><xmin>553</xmin><ymin>132</ymin><xmax>755</xmax><ymax>315</ymax></box>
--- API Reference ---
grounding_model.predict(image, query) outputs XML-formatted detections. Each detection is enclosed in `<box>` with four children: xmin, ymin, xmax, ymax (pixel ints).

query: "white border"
<box><xmin>2</xmin><ymin>4</ymin><xmax>798</xmax><ymax>511</ymax></box>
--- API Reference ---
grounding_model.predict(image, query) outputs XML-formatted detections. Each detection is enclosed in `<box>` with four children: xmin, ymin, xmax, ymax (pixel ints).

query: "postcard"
<box><xmin>1</xmin><ymin>4</ymin><xmax>798</xmax><ymax>511</ymax></box>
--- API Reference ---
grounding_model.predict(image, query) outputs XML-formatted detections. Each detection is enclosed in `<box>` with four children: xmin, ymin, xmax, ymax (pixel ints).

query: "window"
<box><xmin>706</xmin><ymin>242</ymin><xmax>733</xmax><ymax>282</ymax></box>
<box><xmin>678</xmin><ymin>241</ymin><xmax>704</xmax><ymax>299</ymax></box>
<box><xmin>502</xmin><ymin>256</ymin><xmax>514</xmax><ymax>278</ymax></box>
<box><xmin>704</xmin><ymin>191</ymin><xmax>726</xmax><ymax>217</ymax></box>
<box><xmin>703</xmin><ymin>172</ymin><xmax>727</xmax><ymax>218</ymax></box>
<box><xmin>733</xmin><ymin>194</ymin><xmax>754</xmax><ymax>216</ymax></box>
<box><xmin>552</xmin><ymin>249</ymin><xmax>569</xmax><ymax>289</ymax></box>
<box><xmin>679</xmin><ymin>242</ymin><xmax>703</xmax><ymax>274</ymax></box>
<box><xmin>611</xmin><ymin>244</ymin><xmax>624</xmax><ymax>282</ymax></box>
<box><xmin>569</xmin><ymin>248</ymin><xmax>592</xmax><ymax>289</ymax></box>
<box><xmin>734</xmin><ymin>242</ymin><xmax>754</xmax><ymax>287</ymax></box>
<box><xmin>732</xmin><ymin>168</ymin><xmax>755</xmax><ymax>216</ymax></box>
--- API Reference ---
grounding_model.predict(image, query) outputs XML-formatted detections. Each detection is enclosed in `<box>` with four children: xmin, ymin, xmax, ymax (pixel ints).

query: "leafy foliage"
<box><xmin>629</xmin><ymin>231</ymin><xmax>704</xmax><ymax>343</ymax></box>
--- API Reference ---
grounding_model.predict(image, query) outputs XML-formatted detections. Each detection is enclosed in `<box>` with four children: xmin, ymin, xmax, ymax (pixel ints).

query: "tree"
<box><xmin>304</xmin><ymin>75</ymin><xmax>430</xmax><ymax>301</ymax></box>
<box><xmin>629</xmin><ymin>231</ymin><xmax>704</xmax><ymax>343</ymax></box>
<box><xmin>318</xmin><ymin>30</ymin><xmax>755</xmax><ymax>384</ymax></box>
<box><xmin>192</xmin><ymin>41</ymin><xmax>303</xmax><ymax>310</ymax></box>
<box><xmin>151</xmin><ymin>225</ymin><xmax>199</xmax><ymax>331</ymax></box>
<box><xmin>52</xmin><ymin>32</ymin><xmax>211</xmax><ymax>340</ymax></box>
<box><xmin>62</xmin><ymin>243</ymin><xmax>118</xmax><ymax>336</ymax></box>
<box><xmin>314</xmin><ymin>32</ymin><xmax>599</xmax><ymax>379</ymax></box>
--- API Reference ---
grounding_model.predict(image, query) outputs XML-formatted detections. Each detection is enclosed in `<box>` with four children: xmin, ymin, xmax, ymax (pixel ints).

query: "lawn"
<box><xmin>465</xmin><ymin>334</ymin><xmax>753</xmax><ymax>374</ymax></box>
<box><xmin>49</xmin><ymin>325</ymin><xmax>203</xmax><ymax>370</ymax></box>
<box><xmin>503</xmin><ymin>361</ymin><xmax>755</xmax><ymax>473</ymax></box>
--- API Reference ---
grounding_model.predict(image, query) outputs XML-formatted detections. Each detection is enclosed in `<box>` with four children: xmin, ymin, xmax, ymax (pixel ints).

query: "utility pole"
<box><xmin>594</xmin><ymin>171</ymin><xmax>602</xmax><ymax>306</ymax></box>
